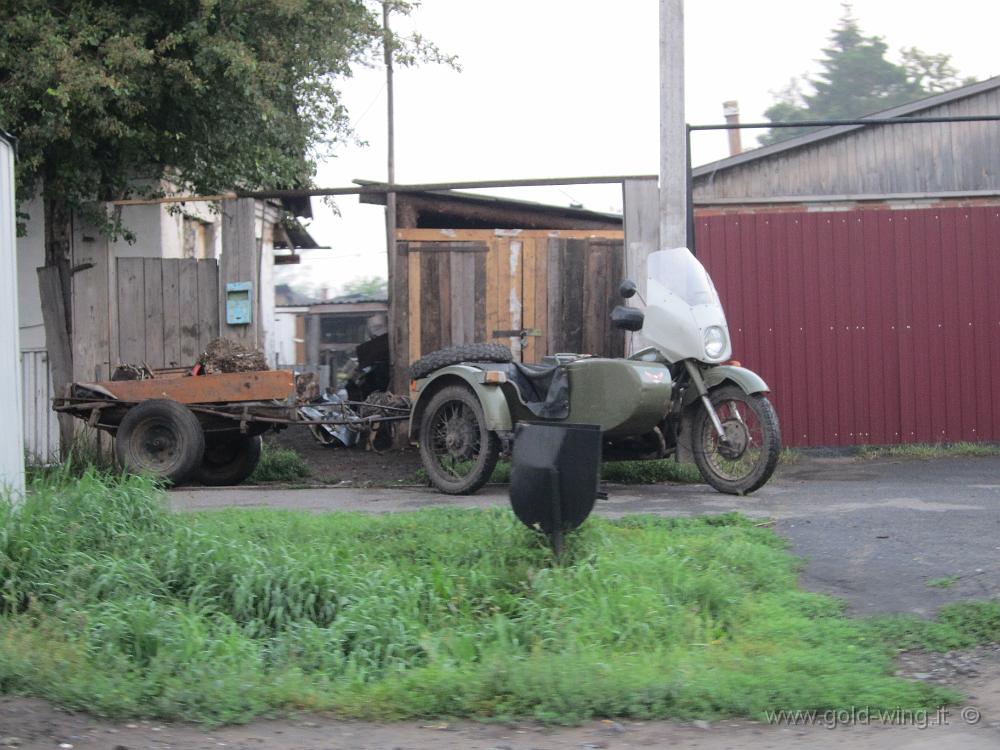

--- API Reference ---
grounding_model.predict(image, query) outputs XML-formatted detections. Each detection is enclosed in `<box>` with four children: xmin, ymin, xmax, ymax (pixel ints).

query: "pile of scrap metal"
<box><xmin>301</xmin><ymin>390</ymin><xmax>410</xmax><ymax>452</ymax></box>
<box><xmin>95</xmin><ymin>338</ymin><xmax>410</xmax><ymax>444</ymax></box>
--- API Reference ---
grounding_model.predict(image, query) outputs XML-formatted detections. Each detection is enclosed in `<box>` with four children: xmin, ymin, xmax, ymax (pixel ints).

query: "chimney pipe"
<box><xmin>723</xmin><ymin>100</ymin><xmax>742</xmax><ymax>156</ymax></box>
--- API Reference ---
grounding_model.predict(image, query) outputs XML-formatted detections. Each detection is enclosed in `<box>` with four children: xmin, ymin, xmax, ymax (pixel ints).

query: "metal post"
<box><xmin>659</xmin><ymin>0</ymin><xmax>687</xmax><ymax>250</ymax></box>
<box><xmin>686</xmin><ymin>125</ymin><xmax>695</xmax><ymax>254</ymax></box>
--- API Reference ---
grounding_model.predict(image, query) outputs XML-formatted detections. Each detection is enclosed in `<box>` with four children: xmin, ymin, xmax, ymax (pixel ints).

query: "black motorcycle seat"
<box><xmin>476</xmin><ymin>361</ymin><xmax>570</xmax><ymax>419</ymax></box>
<box><xmin>511</xmin><ymin>362</ymin><xmax>560</xmax><ymax>402</ymax></box>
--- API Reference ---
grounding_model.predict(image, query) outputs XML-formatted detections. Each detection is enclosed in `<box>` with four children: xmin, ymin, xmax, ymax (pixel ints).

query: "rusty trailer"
<box><xmin>55</xmin><ymin>369</ymin><xmax>409</xmax><ymax>485</ymax></box>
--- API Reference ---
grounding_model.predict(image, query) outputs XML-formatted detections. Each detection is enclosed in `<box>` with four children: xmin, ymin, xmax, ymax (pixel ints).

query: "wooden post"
<box><xmin>36</xmin><ymin>267</ymin><xmax>75</xmax><ymax>452</ymax></box>
<box><xmin>622</xmin><ymin>177</ymin><xmax>660</xmax><ymax>354</ymax></box>
<box><xmin>383</xmin><ymin>1</ymin><xmax>402</xmax><ymax>396</ymax></box>
<box><xmin>305</xmin><ymin>312</ymin><xmax>320</xmax><ymax>371</ymax></box>
<box><xmin>659</xmin><ymin>0</ymin><xmax>687</xmax><ymax>249</ymax></box>
<box><xmin>69</xmin><ymin>210</ymin><xmax>114</xmax><ymax>457</ymax></box>
<box><xmin>219</xmin><ymin>198</ymin><xmax>259</xmax><ymax>345</ymax></box>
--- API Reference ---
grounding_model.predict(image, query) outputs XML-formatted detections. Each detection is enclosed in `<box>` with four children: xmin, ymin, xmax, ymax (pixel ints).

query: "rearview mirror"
<box><xmin>618</xmin><ymin>279</ymin><xmax>637</xmax><ymax>299</ymax></box>
<box><xmin>611</xmin><ymin>305</ymin><xmax>644</xmax><ymax>332</ymax></box>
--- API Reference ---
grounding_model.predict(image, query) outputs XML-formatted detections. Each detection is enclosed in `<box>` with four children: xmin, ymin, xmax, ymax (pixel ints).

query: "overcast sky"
<box><xmin>278</xmin><ymin>0</ymin><xmax>1000</xmax><ymax>297</ymax></box>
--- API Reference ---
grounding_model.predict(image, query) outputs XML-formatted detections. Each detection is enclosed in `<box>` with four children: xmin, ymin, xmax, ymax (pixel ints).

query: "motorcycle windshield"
<box><xmin>647</xmin><ymin>247</ymin><xmax>721</xmax><ymax>308</ymax></box>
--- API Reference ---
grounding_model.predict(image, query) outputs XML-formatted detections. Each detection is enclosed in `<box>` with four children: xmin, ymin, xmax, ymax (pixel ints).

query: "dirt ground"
<box><xmin>266</xmin><ymin>426</ymin><xmax>424</xmax><ymax>486</ymax></box>
<box><xmin>3</xmin><ymin>647</ymin><xmax>999</xmax><ymax>750</ymax></box>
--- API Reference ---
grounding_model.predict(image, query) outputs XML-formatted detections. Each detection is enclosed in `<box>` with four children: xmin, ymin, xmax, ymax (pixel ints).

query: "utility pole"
<box><xmin>382</xmin><ymin>2</ymin><xmax>401</xmax><ymax>392</ymax></box>
<box><xmin>659</xmin><ymin>0</ymin><xmax>687</xmax><ymax>249</ymax></box>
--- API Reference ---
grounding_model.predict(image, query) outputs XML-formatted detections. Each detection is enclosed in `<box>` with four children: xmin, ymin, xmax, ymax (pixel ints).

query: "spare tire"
<box><xmin>409</xmin><ymin>343</ymin><xmax>513</xmax><ymax>380</ymax></box>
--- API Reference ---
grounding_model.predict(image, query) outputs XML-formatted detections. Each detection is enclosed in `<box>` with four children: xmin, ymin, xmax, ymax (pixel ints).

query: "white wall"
<box><xmin>258</xmin><ymin>205</ymin><xmax>277</xmax><ymax>364</ymax></box>
<box><xmin>17</xmin><ymin>193</ymin><xmax>46</xmax><ymax>351</ymax></box>
<box><xmin>109</xmin><ymin>203</ymin><xmax>163</xmax><ymax>258</ymax></box>
<box><xmin>1</xmin><ymin>134</ymin><xmax>25</xmax><ymax>496</ymax></box>
<box><xmin>273</xmin><ymin>307</ymin><xmax>306</xmax><ymax>367</ymax></box>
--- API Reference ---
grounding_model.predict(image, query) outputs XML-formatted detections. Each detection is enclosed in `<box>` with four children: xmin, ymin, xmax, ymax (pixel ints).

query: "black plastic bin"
<box><xmin>509</xmin><ymin>421</ymin><xmax>602</xmax><ymax>539</ymax></box>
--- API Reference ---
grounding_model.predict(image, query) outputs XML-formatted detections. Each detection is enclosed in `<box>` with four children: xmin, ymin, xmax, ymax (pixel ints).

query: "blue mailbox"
<box><xmin>225</xmin><ymin>282</ymin><xmax>252</xmax><ymax>325</ymax></box>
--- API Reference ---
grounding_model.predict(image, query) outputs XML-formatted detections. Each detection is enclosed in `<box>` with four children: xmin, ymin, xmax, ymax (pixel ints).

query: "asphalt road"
<box><xmin>169</xmin><ymin>454</ymin><xmax>1000</xmax><ymax>615</ymax></box>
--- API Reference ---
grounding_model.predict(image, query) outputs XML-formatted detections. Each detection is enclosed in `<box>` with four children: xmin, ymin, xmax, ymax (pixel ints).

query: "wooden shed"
<box><xmin>690</xmin><ymin>76</ymin><xmax>1000</xmax><ymax>447</ymax></box>
<box><xmin>362</xmin><ymin>189</ymin><xmax>626</xmax><ymax>389</ymax></box>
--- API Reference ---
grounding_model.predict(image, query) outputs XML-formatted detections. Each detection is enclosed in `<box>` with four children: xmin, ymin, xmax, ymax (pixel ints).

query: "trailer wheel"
<box><xmin>115</xmin><ymin>399</ymin><xmax>205</xmax><ymax>484</ymax></box>
<box><xmin>195</xmin><ymin>433</ymin><xmax>263</xmax><ymax>486</ymax></box>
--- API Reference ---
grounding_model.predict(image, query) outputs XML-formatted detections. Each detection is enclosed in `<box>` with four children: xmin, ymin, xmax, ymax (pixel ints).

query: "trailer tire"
<box><xmin>409</xmin><ymin>343</ymin><xmax>512</xmax><ymax>380</ymax></box>
<box><xmin>195</xmin><ymin>433</ymin><xmax>262</xmax><ymax>486</ymax></box>
<box><xmin>115</xmin><ymin>399</ymin><xmax>205</xmax><ymax>484</ymax></box>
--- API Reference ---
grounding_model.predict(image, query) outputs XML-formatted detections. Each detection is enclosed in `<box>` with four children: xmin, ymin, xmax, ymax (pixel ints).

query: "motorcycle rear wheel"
<box><xmin>692</xmin><ymin>384</ymin><xmax>781</xmax><ymax>495</ymax></box>
<box><xmin>419</xmin><ymin>384</ymin><xmax>500</xmax><ymax>495</ymax></box>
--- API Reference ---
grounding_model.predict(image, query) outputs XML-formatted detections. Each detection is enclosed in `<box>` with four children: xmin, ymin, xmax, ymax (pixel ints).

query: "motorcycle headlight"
<box><xmin>703</xmin><ymin>326</ymin><xmax>728</xmax><ymax>360</ymax></box>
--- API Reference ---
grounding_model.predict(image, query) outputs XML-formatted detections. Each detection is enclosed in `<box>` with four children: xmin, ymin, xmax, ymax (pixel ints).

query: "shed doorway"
<box><xmin>396</xmin><ymin>229</ymin><xmax>625</xmax><ymax>372</ymax></box>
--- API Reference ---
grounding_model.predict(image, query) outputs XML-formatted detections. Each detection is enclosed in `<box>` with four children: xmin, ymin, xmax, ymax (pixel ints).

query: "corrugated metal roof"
<box><xmin>693</xmin><ymin>75</ymin><xmax>1000</xmax><ymax>177</ymax></box>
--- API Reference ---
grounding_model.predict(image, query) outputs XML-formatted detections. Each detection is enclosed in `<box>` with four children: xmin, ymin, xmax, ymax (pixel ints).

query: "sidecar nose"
<box><xmin>509</xmin><ymin>422</ymin><xmax>602</xmax><ymax>535</ymax></box>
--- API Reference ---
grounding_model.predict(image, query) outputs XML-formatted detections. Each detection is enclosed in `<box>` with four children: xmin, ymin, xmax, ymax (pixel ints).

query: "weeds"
<box><xmin>0</xmin><ymin>472</ymin><xmax>965</xmax><ymax>725</ymax></box>
<box><xmin>856</xmin><ymin>442</ymin><xmax>1000</xmax><ymax>461</ymax></box>
<box><xmin>863</xmin><ymin>601</ymin><xmax>1000</xmax><ymax>652</ymax></box>
<box><xmin>248</xmin><ymin>445</ymin><xmax>311</xmax><ymax>483</ymax></box>
<box><xmin>416</xmin><ymin>459</ymin><xmax>702</xmax><ymax>486</ymax></box>
<box><xmin>927</xmin><ymin>576</ymin><xmax>960</xmax><ymax>589</ymax></box>
<box><xmin>601</xmin><ymin>459</ymin><xmax>702</xmax><ymax>484</ymax></box>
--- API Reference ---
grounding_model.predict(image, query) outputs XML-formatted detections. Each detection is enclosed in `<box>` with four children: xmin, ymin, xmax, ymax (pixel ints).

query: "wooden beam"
<box><xmin>37</xmin><ymin>266</ymin><xmax>74</xmax><ymax>451</ymax></box>
<box><xmin>396</xmin><ymin>229</ymin><xmax>624</xmax><ymax>242</ymax></box>
<box><xmin>219</xmin><ymin>198</ymin><xmax>258</xmax><ymax>344</ymax></box>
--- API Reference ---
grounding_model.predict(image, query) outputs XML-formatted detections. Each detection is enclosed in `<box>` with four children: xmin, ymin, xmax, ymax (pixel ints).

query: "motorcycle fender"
<box><xmin>681</xmin><ymin>365</ymin><xmax>769</xmax><ymax>407</ymax></box>
<box><xmin>409</xmin><ymin>365</ymin><xmax>513</xmax><ymax>440</ymax></box>
<box><xmin>676</xmin><ymin>365</ymin><xmax>769</xmax><ymax>463</ymax></box>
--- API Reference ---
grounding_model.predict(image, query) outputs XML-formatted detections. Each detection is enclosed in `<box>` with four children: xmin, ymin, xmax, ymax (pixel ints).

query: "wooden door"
<box><xmin>397</xmin><ymin>230</ymin><xmax>625</xmax><ymax>369</ymax></box>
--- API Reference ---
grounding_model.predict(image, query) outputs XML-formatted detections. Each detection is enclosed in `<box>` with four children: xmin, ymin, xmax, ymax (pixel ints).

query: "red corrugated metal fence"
<box><xmin>695</xmin><ymin>206</ymin><xmax>1000</xmax><ymax>447</ymax></box>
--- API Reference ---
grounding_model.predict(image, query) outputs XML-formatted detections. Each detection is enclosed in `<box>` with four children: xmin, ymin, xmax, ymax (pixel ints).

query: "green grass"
<box><xmin>601</xmin><ymin>459</ymin><xmax>703</xmax><ymax>484</ymax></box>
<box><xmin>927</xmin><ymin>576</ymin><xmax>960</xmax><ymax>589</ymax></box>
<box><xmin>856</xmin><ymin>442</ymin><xmax>1000</xmax><ymax>461</ymax></box>
<box><xmin>862</xmin><ymin>601</ymin><xmax>1000</xmax><ymax>652</ymax></box>
<box><xmin>1</xmin><ymin>472</ymin><xmax>974</xmax><ymax>726</ymax></box>
<box><xmin>416</xmin><ymin>459</ymin><xmax>702</xmax><ymax>486</ymax></box>
<box><xmin>248</xmin><ymin>444</ymin><xmax>311</xmax><ymax>483</ymax></box>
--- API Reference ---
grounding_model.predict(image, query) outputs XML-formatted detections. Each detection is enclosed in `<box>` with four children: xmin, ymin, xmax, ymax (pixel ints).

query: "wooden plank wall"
<box><xmin>398</xmin><ymin>230</ymin><xmax>625</xmax><ymax>370</ymax></box>
<box><xmin>696</xmin><ymin>205</ymin><xmax>1000</xmax><ymax>447</ymax></box>
<box><xmin>693</xmin><ymin>88</ymin><xmax>1000</xmax><ymax>201</ymax></box>
<box><xmin>116</xmin><ymin>258</ymin><xmax>220</xmax><ymax>368</ymax></box>
<box><xmin>20</xmin><ymin>349</ymin><xmax>60</xmax><ymax>462</ymax></box>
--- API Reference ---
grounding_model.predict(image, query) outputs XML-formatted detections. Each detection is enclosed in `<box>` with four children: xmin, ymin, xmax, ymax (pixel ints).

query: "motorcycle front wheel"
<box><xmin>691</xmin><ymin>384</ymin><xmax>781</xmax><ymax>495</ymax></box>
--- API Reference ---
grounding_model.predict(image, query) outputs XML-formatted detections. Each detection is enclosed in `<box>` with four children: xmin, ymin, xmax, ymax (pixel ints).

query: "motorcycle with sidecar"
<box><xmin>408</xmin><ymin>246</ymin><xmax>781</xmax><ymax>496</ymax></box>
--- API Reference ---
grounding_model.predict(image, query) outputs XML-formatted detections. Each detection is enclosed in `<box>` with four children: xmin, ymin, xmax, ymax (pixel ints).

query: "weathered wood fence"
<box><xmin>395</xmin><ymin>229</ymin><xmax>625</xmax><ymax>383</ymax></box>
<box><xmin>116</xmin><ymin>258</ymin><xmax>219</xmax><ymax>369</ymax></box>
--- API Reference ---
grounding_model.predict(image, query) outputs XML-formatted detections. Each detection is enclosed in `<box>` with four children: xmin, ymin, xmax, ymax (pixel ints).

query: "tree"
<box><xmin>341</xmin><ymin>275</ymin><xmax>388</xmax><ymax>298</ymax></box>
<box><xmin>759</xmin><ymin>5</ymin><xmax>972</xmax><ymax>145</ymax></box>
<box><xmin>1</xmin><ymin>0</ymin><xmax>452</xmax><ymax>449</ymax></box>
